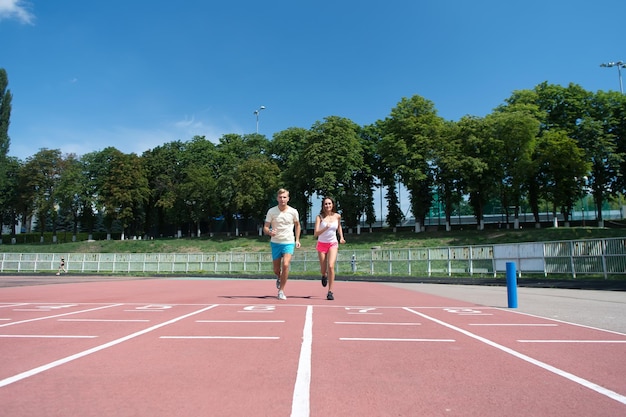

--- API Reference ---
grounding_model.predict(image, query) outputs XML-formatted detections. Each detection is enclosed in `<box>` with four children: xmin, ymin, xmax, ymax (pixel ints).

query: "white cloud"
<box><xmin>0</xmin><ymin>0</ymin><xmax>35</xmax><ymax>24</ymax></box>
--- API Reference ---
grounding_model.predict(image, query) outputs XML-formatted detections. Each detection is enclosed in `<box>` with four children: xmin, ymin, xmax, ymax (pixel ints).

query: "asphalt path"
<box><xmin>386</xmin><ymin>283</ymin><xmax>626</xmax><ymax>334</ymax></box>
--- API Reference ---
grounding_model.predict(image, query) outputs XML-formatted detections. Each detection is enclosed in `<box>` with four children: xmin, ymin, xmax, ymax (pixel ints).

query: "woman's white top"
<box><xmin>318</xmin><ymin>216</ymin><xmax>338</xmax><ymax>244</ymax></box>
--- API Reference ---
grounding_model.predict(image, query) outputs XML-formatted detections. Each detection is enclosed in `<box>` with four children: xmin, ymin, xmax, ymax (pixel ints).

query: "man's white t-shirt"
<box><xmin>265</xmin><ymin>206</ymin><xmax>299</xmax><ymax>244</ymax></box>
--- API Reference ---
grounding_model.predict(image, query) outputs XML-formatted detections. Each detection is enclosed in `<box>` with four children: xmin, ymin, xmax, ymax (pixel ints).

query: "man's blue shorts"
<box><xmin>271</xmin><ymin>242</ymin><xmax>295</xmax><ymax>260</ymax></box>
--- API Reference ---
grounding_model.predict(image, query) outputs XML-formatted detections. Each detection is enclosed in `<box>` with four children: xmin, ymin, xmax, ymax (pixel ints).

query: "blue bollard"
<box><xmin>506</xmin><ymin>262</ymin><xmax>518</xmax><ymax>308</ymax></box>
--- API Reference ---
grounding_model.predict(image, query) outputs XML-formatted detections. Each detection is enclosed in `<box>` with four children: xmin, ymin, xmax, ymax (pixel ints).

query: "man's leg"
<box><xmin>273</xmin><ymin>257</ymin><xmax>282</xmax><ymax>288</ymax></box>
<box><xmin>279</xmin><ymin>253</ymin><xmax>292</xmax><ymax>290</ymax></box>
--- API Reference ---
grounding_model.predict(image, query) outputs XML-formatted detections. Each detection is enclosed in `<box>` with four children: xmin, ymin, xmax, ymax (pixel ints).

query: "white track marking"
<box><xmin>518</xmin><ymin>339</ymin><xmax>626</xmax><ymax>343</ymax></box>
<box><xmin>291</xmin><ymin>305</ymin><xmax>312</xmax><ymax>417</ymax></box>
<box><xmin>161</xmin><ymin>336</ymin><xmax>278</xmax><ymax>340</ymax></box>
<box><xmin>58</xmin><ymin>319</ymin><xmax>150</xmax><ymax>322</ymax></box>
<box><xmin>469</xmin><ymin>323</ymin><xmax>558</xmax><ymax>326</ymax></box>
<box><xmin>0</xmin><ymin>304</ymin><xmax>218</xmax><ymax>388</ymax></box>
<box><xmin>196</xmin><ymin>320</ymin><xmax>285</xmax><ymax>323</ymax></box>
<box><xmin>0</xmin><ymin>304</ymin><xmax>123</xmax><ymax>328</ymax></box>
<box><xmin>0</xmin><ymin>335</ymin><xmax>96</xmax><ymax>339</ymax></box>
<box><xmin>334</xmin><ymin>321</ymin><xmax>421</xmax><ymax>326</ymax></box>
<box><xmin>404</xmin><ymin>307</ymin><xmax>626</xmax><ymax>405</ymax></box>
<box><xmin>340</xmin><ymin>337</ymin><xmax>455</xmax><ymax>342</ymax></box>
<box><xmin>0</xmin><ymin>303</ymin><xmax>28</xmax><ymax>309</ymax></box>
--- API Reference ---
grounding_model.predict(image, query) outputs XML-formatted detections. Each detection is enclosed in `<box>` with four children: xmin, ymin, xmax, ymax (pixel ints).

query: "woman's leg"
<box><xmin>317</xmin><ymin>251</ymin><xmax>328</xmax><ymax>277</ymax></box>
<box><xmin>326</xmin><ymin>245</ymin><xmax>339</xmax><ymax>292</ymax></box>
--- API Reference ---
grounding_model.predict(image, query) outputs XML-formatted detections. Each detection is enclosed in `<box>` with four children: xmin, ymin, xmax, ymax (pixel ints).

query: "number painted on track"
<box><xmin>242</xmin><ymin>305</ymin><xmax>276</xmax><ymax>312</ymax></box>
<box><xmin>136</xmin><ymin>304</ymin><xmax>172</xmax><ymax>310</ymax></box>
<box><xmin>444</xmin><ymin>308</ymin><xmax>483</xmax><ymax>314</ymax></box>
<box><xmin>344</xmin><ymin>307</ymin><xmax>377</xmax><ymax>314</ymax></box>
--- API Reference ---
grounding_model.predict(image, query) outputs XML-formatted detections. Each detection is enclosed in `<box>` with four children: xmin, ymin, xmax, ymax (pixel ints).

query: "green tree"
<box><xmin>55</xmin><ymin>154</ymin><xmax>90</xmax><ymax>241</ymax></box>
<box><xmin>22</xmin><ymin>149</ymin><xmax>63</xmax><ymax>242</ymax></box>
<box><xmin>0</xmin><ymin>68</ymin><xmax>11</xmax><ymax>160</ymax></box>
<box><xmin>0</xmin><ymin>68</ymin><xmax>13</xmax><ymax>239</ymax></box>
<box><xmin>457</xmin><ymin>116</ymin><xmax>500</xmax><ymax>229</ymax></box>
<box><xmin>383</xmin><ymin>95</ymin><xmax>443</xmax><ymax>231</ymax></box>
<box><xmin>270</xmin><ymin>127</ymin><xmax>312</xmax><ymax>227</ymax></box>
<box><xmin>141</xmin><ymin>141</ymin><xmax>186</xmax><ymax>237</ymax></box>
<box><xmin>533</xmin><ymin>82</ymin><xmax>590</xmax><ymax>133</ymax></box>
<box><xmin>534</xmin><ymin>130</ymin><xmax>590</xmax><ymax>223</ymax></box>
<box><xmin>0</xmin><ymin>157</ymin><xmax>20</xmax><ymax>242</ymax></box>
<box><xmin>180</xmin><ymin>136</ymin><xmax>220</xmax><ymax>236</ymax></box>
<box><xmin>376</xmin><ymin>129</ymin><xmax>405</xmax><ymax>229</ymax></box>
<box><xmin>577</xmin><ymin>91</ymin><xmax>626</xmax><ymax>225</ymax></box>
<box><xmin>303</xmin><ymin>116</ymin><xmax>367</xmax><ymax>229</ymax></box>
<box><xmin>487</xmin><ymin>109</ymin><xmax>540</xmax><ymax>228</ymax></box>
<box><xmin>357</xmin><ymin>124</ymin><xmax>380</xmax><ymax>228</ymax></box>
<box><xmin>215</xmin><ymin>133</ymin><xmax>272</xmax><ymax>234</ymax></box>
<box><xmin>232</xmin><ymin>156</ymin><xmax>280</xmax><ymax>231</ymax></box>
<box><xmin>432</xmin><ymin>121</ymin><xmax>464</xmax><ymax>231</ymax></box>
<box><xmin>85</xmin><ymin>147</ymin><xmax>149</xmax><ymax>239</ymax></box>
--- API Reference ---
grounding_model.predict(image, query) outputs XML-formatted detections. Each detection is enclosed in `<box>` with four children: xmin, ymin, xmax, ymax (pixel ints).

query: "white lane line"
<box><xmin>59</xmin><ymin>319</ymin><xmax>150</xmax><ymax>323</ymax></box>
<box><xmin>340</xmin><ymin>338</ymin><xmax>455</xmax><ymax>342</ymax></box>
<box><xmin>291</xmin><ymin>305</ymin><xmax>312</xmax><ymax>417</ymax></box>
<box><xmin>0</xmin><ymin>335</ymin><xmax>96</xmax><ymax>339</ymax></box>
<box><xmin>0</xmin><ymin>304</ymin><xmax>219</xmax><ymax>388</ymax></box>
<box><xmin>161</xmin><ymin>336</ymin><xmax>279</xmax><ymax>340</ymax></box>
<box><xmin>0</xmin><ymin>303</ymin><xmax>28</xmax><ymax>309</ymax></box>
<box><xmin>335</xmin><ymin>322</ymin><xmax>421</xmax><ymax>326</ymax></box>
<box><xmin>0</xmin><ymin>304</ymin><xmax>123</xmax><ymax>328</ymax></box>
<box><xmin>469</xmin><ymin>323</ymin><xmax>558</xmax><ymax>327</ymax></box>
<box><xmin>196</xmin><ymin>320</ymin><xmax>285</xmax><ymax>323</ymax></box>
<box><xmin>518</xmin><ymin>340</ymin><xmax>626</xmax><ymax>343</ymax></box>
<box><xmin>404</xmin><ymin>307</ymin><xmax>626</xmax><ymax>406</ymax></box>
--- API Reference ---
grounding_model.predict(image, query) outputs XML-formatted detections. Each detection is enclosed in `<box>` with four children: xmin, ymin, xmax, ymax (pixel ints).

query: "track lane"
<box><xmin>0</xmin><ymin>278</ymin><xmax>624</xmax><ymax>416</ymax></box>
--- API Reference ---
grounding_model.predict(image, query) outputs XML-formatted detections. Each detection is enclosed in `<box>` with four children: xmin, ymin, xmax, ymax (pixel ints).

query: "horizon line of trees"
<box><xmin>2</xmin><ymin>66</ymin><xmax>626</xmax><ymax>242</ymax></box>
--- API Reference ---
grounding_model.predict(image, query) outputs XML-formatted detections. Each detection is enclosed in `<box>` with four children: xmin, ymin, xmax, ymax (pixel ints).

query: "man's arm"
<box><xmin>294</xmin><ymin>219</ymin><xmax>301</xmax><ymax>248</ymax></box>
<box><xmin>263</xmin><ymin>221</ymin><xmax>272</xmax><ymax>236</ymax></box>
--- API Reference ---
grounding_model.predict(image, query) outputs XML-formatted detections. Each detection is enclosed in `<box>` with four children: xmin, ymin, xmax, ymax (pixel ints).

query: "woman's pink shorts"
<box><xmin>316</xmin><ymin>241</ymin><xmax>338</xmax><ymax>254</ymax></box>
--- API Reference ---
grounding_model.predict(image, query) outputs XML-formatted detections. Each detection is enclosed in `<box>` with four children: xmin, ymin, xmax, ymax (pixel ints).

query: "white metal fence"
<box><xmin>1</xmin><ymin>237</ymin><xmax>625</xmax><ymax>279</ymax></box>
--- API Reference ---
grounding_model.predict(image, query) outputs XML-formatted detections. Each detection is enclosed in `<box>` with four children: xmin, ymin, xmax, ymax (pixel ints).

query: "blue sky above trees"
<box><xmin>1</xmin><ymin>0</ymin><xmax>624</xmax><ymax>161</ymax></box>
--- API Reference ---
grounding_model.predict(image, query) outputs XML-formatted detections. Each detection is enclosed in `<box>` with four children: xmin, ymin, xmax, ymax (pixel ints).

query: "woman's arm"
<box><xmin>336</xmin><ymin>214</ymin><xmax>346</xmax><ymax>243</ymax></box>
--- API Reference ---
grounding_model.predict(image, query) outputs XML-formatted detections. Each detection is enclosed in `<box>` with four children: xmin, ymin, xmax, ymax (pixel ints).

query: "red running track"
<box><xmin>0</xmin><ymin>278</ymin><xmax>624</xmax><ymax>416</ymax></box>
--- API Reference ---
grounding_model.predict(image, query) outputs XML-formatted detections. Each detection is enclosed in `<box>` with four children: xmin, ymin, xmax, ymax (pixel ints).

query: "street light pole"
<box><xmin>253</xmin><ymin>105</ymin><xmax>266</xmax><ymax>133</ymax></box>
<box><xmin>600</xmin><ymin>61</ymin><xmax>626</xmax><ymax>94</ymax></box>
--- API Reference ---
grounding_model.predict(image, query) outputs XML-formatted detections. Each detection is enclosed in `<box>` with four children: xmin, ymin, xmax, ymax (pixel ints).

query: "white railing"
<box><xmin>1</xmin><ymin>237</ymin><xmax>625</xmax><ymax>279</ymax></box>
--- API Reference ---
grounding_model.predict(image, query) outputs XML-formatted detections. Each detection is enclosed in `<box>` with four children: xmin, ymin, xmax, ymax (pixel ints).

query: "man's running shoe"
<box><xmin>326</xmin><ymin>291</ymin><xmax>334</xmax><ymax>300</ymax></box>
<box><xmin>321</xmin><ymin>275</ymin><xmax>328</xmax><ymax>287</ymax></box>
<box><xmin>278</xmin><ymin>290</ymin><xmax>287</xmax><ymax>300</ymax></box>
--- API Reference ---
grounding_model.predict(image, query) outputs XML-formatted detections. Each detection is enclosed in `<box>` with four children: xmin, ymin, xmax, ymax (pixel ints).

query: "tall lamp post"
<box><xmin>600</xmin><ymin>61</ymin><xmax>626</xmax><ymax>94</ymax></box>
<box><xmin>254</xmin><ymin>105</ymin><xmax>266</xmax><ymax>133</ymax></box>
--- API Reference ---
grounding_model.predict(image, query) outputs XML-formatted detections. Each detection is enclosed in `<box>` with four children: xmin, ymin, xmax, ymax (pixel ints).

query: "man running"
<box><xmin>263</xmin><ymin>188</ymin><xmax>301</xmax><ymax>300</ymax></box>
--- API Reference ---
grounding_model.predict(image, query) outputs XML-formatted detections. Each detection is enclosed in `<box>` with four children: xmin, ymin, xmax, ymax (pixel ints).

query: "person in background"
<box><xmin>56</xmin><ymin>257</ymin><xmax>67</xmax><ymax>276</ymax></box>
<box><xmin>313</xmin><ymin>196</ymin><xmax>345</xmax><ymax>300</ymax></box>
<box><xmin>263</xmin><ymin>188</ymin><xmax>301</xmax><ymax>300</ymax></box>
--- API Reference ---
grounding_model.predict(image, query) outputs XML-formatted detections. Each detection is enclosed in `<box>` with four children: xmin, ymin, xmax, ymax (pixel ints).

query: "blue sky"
<box><xmin>1</xmin><ymin>0</ymin><xmax>625</xmax><ymax>163</ymax></box>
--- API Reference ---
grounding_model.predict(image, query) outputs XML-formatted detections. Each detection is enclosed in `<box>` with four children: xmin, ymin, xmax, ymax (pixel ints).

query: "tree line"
<box><xmin>1</xmin><ymin>66</ymin><xmax>626</xmax><ymax>242</ymax></box>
